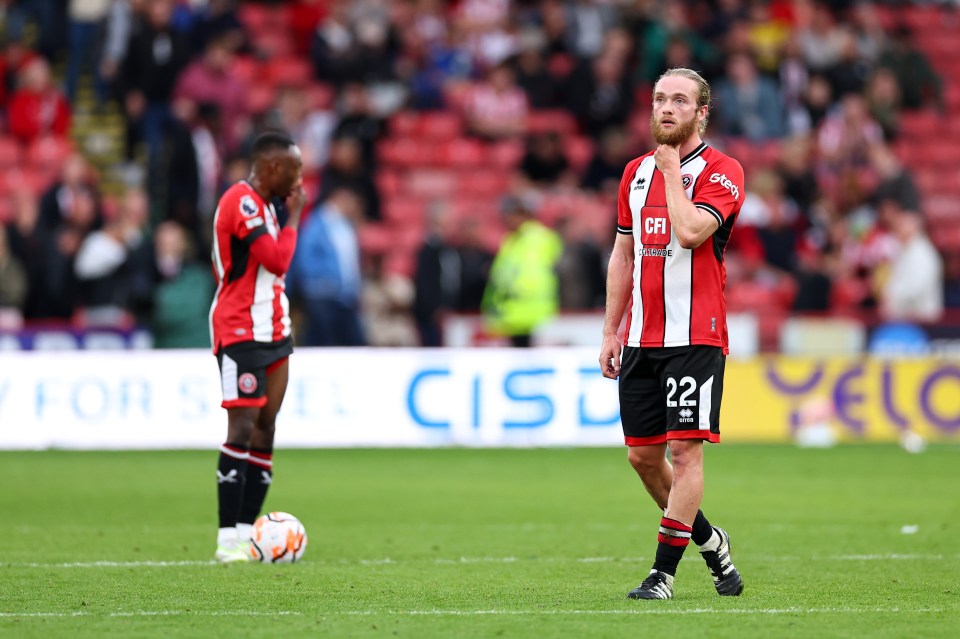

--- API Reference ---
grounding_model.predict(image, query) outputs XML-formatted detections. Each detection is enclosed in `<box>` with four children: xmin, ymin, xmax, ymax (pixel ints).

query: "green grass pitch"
<box><xmin>1</xmin><ymin>445</ymin><xmax>958</xmax><ymax>638</ymax></box>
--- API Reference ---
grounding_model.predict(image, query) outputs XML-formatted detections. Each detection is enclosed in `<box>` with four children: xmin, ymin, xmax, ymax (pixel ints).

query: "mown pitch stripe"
<box><xmin>0</xmin><ymin>611</ymin><xmax>302</xmax><ymax>618</ymax></box>
<box><xmin>342</xmin><ymin>607</ymin><xmax>946</xmax><ymax>616</ymax></box>
<box><xmin>3</xmin><ymin>553</ymin><xmax>955</xmax><ymax>569</ymax></box>
<box><xmin>1</xmin><ymin>608</ymin><xmax>944</xmax><ymax>619</ymax></box>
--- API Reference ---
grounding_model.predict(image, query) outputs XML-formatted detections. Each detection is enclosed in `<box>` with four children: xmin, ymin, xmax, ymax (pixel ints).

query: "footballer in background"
<box><xmin>208</xmin><ymin>131</ymin><xmax>305</xmax><ymax>563</ymax></box>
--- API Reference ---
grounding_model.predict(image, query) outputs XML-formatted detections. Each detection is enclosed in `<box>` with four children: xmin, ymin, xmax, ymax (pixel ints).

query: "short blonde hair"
<box><xmin>655</xmin><ymin>67</ymin><xmax>711</xmax><ymax>135</ymax></box>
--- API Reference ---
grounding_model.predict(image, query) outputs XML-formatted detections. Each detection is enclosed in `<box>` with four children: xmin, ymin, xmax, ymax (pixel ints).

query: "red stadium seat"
<box><xmin>418</xmin><ymin>112</ymin><xmax>462</xmax><ymax>139</ymax></box>
<box><xmin>305</xmin><ymin>83</ymin><xmax>334</xmax><ymax>110</ymax></box>
<box><xmin>0</xmin><ymin>136</ymin><xmax>23</xmax><ymax>168</ymax></box>
<box><xmin>899</xmin><ymin>111</ymin><xmax>941</xmax><ymax>140</ymax></box>
<box><xmin>358</xmin><ymin>223</ymin><xmax>393</xmax><ymax>255</ymax></box>
<box><xmin>383</xmin><ymin>198</ymin><xmax>426</xmax><ymax>224</ymax></box>
<box><xmin>407</xmin><ymin>169</ymin><xmax>458</xmax><ymax>197</ymax></box>
<box><xmin>378</xmin><ymin>138</ymin><xmax>437</xmax><ymax>166</ymax></box>
<box><xmin>455</xmin><ymin>170</ymin><xmax>511</xmax><ymax>197</ymax></box>
<box><xmin>266</xmin><ymin>57</ymin><xmax>313</xmax><ymax>88</ymax></box>
<box><xmin>924</xmin><ymin>195</ymin><xmax>958</xmax><ymax>223</ymax></box>
<box><xmin>230</xmin><ymin>56</ymin><xmax>259</xmax><ymax>84</ymax></box>
<box><xmin>389</xmin><ymin>111</ymin><xmax>420</xmax><ymax>137</ymax></box>
<box><xmin>245</xmin><ymin>84</ymin><xmax>276</xmax><ymax>115</ymax></box>
<box><xmin>487</xmin><ymin>139</ymin><xmax>524</xmax><ymax>169</ymax></box>
<box><xmin>439</xmin><ymin>138</ymin><xmax>486</xmax><ymax>168</ymax></box>
<box><xmin>564</xmin><ymin>136</ymin><xmax>595</xmax><ymax>173</ymax></box>
<box><xmin>526</xmin><ymin>110</ymin><xmax>578</xmax><ymax>136</ymax></box>
<box><xmin>26</xmin><ymin>136</ymin><xmax>73</xmax><ymax>172</ymax></box>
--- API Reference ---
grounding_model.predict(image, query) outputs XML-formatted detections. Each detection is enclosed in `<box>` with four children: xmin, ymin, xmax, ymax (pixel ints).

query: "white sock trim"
<box><xmin>699</xmin><ymin>527</ymin><xmax>721</xmax><ymax>552</ymax></box>
<box><xmin>217</xmin><ymin>527</ymin><xmax>237</xmax><ymax>547</ymax></box>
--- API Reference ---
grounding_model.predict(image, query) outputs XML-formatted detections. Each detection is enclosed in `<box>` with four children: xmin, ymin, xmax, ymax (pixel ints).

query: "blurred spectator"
<box><xmin>481</xmin><ymin>195</ymin><xmax>562</xmax><ymax>347</ymax></box>
<box><xmin>798</xmin><ymin>73</ymin><xmax>833</xmax><ymax>133</ymax></box>
<box><xmin>713</xmin><ymin>52</ymin><xmax>785</xmax><ymax>140</ymax></box>
<box><xmin>582</xmin><ymin>126</ymin><xmax>633</xmax><ymax>195</ymax></box>
<box><xmin>7</xmin><ymin>57</ymin><xmax>71</xmax><ymax>144</ymax></box>
<box><xmin>413</xmin><ymin>201</ymin><xmax>462</xmax><ymax>347</ymax></box>
<box><xmin>453</xmin><ymin>0</ymin><xmax>515</xmax><ymax>68</ymax></box>
<box><xmin>566</xmin><ymin>50</ymin><xmax>632</xmax><ymax>138</ymax></box>
<box><xmin>456</xmin><ymin>217</ymin><xmax>494</xmax><ymax>313</ymax></box>
<box><xmin>318</xmin><ymin>135</ymin><xmax>381</xmax><ymax>222</ymax></box>
<box><xmin>74</xmin><ymin>188</ymin><xmax>154</xmax><ymax>323</ymax></box>
<box><xmin>174</xmin><ymin>36</ymin><xmax>250</xmax><ymax>153</ymax></box>
<box><xmin>792</xmin><ymin>245</ymin><xmax>837</xmax><ymax>313</ymax></box>
<box><xmin>310</xmin><ymin>0</ymin><xmax>359</xmax><ymax>86</ymax></box>
<box><xmin>554</xmin><ymin>215</ymin><xmax>604</xmax><ymax>309</ymax></box>
<box><xmin>38</xmin><ymin>154</ymin><xmax>102</xmax><ymax>234</ymax></box>
<box><xmin>564</xmin><ymin>0</ymin><xmax>618</xmax><ymax>59</ymax></box>
<box><xmin>332</xmin><ymin>83</ymin><xmax>384</xmax><ymax>170</ymax></box>
<box><xmin>869</xmin><ymin>143</ymin><xmax>920</xmax><ymax>213</ymax></box>
<box><xmin>944</xmin><ymin>253</ymin><xmax>960</xmax><ymax>310</ymax></box>
<box><xmin>876</xmin><ymin>200</ymin><xmax>943</xmax><ymax>323</ymax></box>
<box><xmin>817</xmin><ymin>93</ymin><xmax>883</xmax><ymax>173</ymax></box>
<box><xmin>849</xmin><ymin>1</ymin><xmax>886</xmax><ymax>64</ymax></box>
<box><xmin>288</xmin><ymin>188</ymin><xmax>366</xmax><ymax>346</ymax></box>
<box><xmin>745</xmin><ymin>0</ymin><xmax>791</xmax><ymax>75</ymax></box>
<box><xmin>738</xmin><ymin>169</ymin><xmax>801</xmax><ymax>275</ymax></box>
<box><xmin>864</xmin><ymin>68</ymin><xmax>901</xmax><ymax>141</ymax></box>
<box><xmin>779</xmin><ymin>34</ymin><xmax>811</xmax><ymax>135</ymax></box>
<box><xmin>151</xmin><ymin>221</ymin><xmax>214</xmax><ymax>348</ymax></box>
<box><xmin>512</xmin><ymin>31</ymin><xmax>558</xmax><ymax>109</ymax></box>
<box><xmin>407</xmin><ymin>23</ymin><xmax>474</xmax><ymax>110</ymax></box>
<box><xmin>288</xmin><ymin>0</ymin><xmax>327</xmax><ymax>58</ymax></box>
<box><xmin>877</xmin><ymin>25</ymin><xmax>942</xmax><ymax>111</ymax></box>
<box><xmin>151</xmin><ymin>97</ymin><xmax>203</xmax><ymax>248</ymax></box>
<box><xmin>518</xmin><ymin>132</ymin><xmax>575</xmax><ymax>189</ymax></box>
<box><xmin>636</xmin><ymin>3</ymin><xmax>712</xmax><ymax>83</ymax></box>
<box><xmin>464</xmin><ymin>62</ymin><xmax>528</xmax><ymax>140</ymax></box>
<box><xmin>362</xmin><ymin>253</ymin><xmax>418</xmax><ymax>347</ymax></box>
<box><xmin>826</xmin><ymin>30</ymin><xmax>870</xmax><ymax>100</ymax></box>
<box><xmin>777</xmin><ymin>135</ymin><xmax>819</xmax><ymax>222</ymax></box>
<box><xmin>796</xmin><ymin>3</ymin><xmax>846</xmax><ymax>73</ymax></box>
<box><xmin>42</xmin><ymin>188</ymin><xmax>99</xmax><ymax>319</ymax></box>
<box><xmin>99</xmin><ymin>0</ymin><xmax>133</xmax><ymax>94</ymax></box>
<box><xmin>4</xmin><ymin>188</ymin><xmax>44</xmax><ymax>319</ymax></box>
<box><xmin>0</xmin><ymin>35</ymin><xmax>38</xmax><ymax>109</ymax></box>
<box><xmin>271</xmin><ymin>85</ymin><xmax>337</xmax><ymax>175</ymax></box>
<box><xmin>119</xmin><ymin>0</ymin><xmax>190</xmax><ymax>161</ymax></box>
<box><xmin>0</xmin><ymin>224</ymin><xmax>27</xmax><ymax>316</ymax></box>
<box><xmin>65</xmin><ymin>0</ymin><xmax>113</xmax><ymax>103</ymax></box>
<box><xmin>190</xmin><ymin>0</ymin><xmax>246</xmax><ymax>56</ymax></box>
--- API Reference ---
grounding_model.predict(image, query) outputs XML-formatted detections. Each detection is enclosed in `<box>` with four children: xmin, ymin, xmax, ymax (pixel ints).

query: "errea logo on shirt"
<box><xmin>708</xmin><ymin>172</ymin><xmax>740</xmax><ymax>200</ymax></box>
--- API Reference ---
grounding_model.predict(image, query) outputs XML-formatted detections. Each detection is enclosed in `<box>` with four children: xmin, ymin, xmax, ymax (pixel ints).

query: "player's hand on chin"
<box><xmin>654</xmin><ymin>144</ymin><xmax>681</xmax><ymax>174</ymax></box>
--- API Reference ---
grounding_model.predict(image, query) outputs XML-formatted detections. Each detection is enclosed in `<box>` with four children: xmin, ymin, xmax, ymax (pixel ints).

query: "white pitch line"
<box><xmin>3</xmin><ymin>553</ymin><xmax>956</xmax><ymax>570</ymax></box>
<box><xmin>0</xmin><ymin>611</ymin><xmax>302</xmax><ymax>618</ymax></box>
<box><xmin>342</xmin><ymin>607</ymin><xmax>946</xmax><ymax>616</ymax></box>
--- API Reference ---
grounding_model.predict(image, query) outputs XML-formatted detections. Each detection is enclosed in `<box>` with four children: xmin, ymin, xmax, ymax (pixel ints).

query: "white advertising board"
<box><xmin>0</xmin><ymin>348</ymin><xmax>623</xmax><ymax>449</ymax></box>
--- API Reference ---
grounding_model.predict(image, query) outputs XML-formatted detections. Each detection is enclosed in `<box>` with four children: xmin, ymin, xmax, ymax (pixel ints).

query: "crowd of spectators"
<box><xmin>0</xmin><ymin>0</ymin><xmax>958</xmax><ymax>350</ymax></box>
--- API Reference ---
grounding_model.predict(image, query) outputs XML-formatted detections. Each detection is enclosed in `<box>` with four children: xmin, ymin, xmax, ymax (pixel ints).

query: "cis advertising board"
<box><xmin>0</xmin><ymin>349</ymin><xmax>956</xmax><ymax>449</ymax></box>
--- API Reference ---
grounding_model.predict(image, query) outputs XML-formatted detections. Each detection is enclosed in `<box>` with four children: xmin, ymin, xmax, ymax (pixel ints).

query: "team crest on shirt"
<box><xmin>238</xmin><ymin>373</ymin><xmax>258</xmax><ymax>394</ymax></box>
<box><xmin>682</xmin><ymin>174</ymin><xmax>693</xmax><ymax>189</ymax></box>
<box><xmin>240</xmin><ymin>195</ymin><xmax>259</xmax><ymax>218</ymax></box>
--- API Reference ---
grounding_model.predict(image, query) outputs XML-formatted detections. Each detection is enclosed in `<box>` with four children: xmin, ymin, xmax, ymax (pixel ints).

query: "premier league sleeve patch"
<box><xmin>240</xmin><ymin>195</ymin><xmax>259</xmax><ymax>218</ymax></box>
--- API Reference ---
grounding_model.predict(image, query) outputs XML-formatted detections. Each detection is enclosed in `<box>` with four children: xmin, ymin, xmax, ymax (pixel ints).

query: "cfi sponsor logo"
<box><xmin>682</xmin><ymin>174</ymin><xmax>693</xmax><ymax>189</ymax></box>
<box><xmin>240</xmin><ymin>195</ymin><xmax>259</xmax><ymax>218</ymax></box>
<box><xmin>708</xmin><ymin>172</ymin><xmax>740</xmax><ymax>200</ymax></box>
<box><xmin>238</xmin><ymin>372</ymin><xmax>258</xmax><ymax>394</ymax></box>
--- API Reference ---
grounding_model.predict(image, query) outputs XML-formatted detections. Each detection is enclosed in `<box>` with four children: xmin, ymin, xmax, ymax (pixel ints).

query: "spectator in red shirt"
<box><xmin>464</xmin><ymin>62</ymin><xmax>528</xmax><ymax>140</ymax></box>
<box><xmin>7</xmin><ymin>58</ymin><xmax>70</xmax><ymax>144</ymax></box>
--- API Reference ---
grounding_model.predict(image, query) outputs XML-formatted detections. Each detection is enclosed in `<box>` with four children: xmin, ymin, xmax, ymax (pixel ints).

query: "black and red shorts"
<box><xmin>216</xmin><ymin>337</ymin><xmax>293</xmax><ymax>408</ymax></box>
<box><xmin>619</xmin><ymin>345</ymin><xmax>725</xmax><ymax>445</ymax></box>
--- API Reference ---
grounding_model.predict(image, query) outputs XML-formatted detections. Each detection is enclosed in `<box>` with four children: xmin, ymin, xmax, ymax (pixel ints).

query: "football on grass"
<box><xmin>250</xmin><ymin>512</ymin><xmax>308</xmax><ymax>563</ymax></box>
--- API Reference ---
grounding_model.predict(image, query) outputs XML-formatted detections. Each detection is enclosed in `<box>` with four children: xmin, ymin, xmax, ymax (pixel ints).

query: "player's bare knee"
<box><xmin>255</xmin><ymin>418</ymin><xmax>276</xmax><ymax>437</ymax></box>
<box><xmin>627</xmin><ymin>447</ymin><xmax>659</xmax><ymax>477</ymax></box>
<box><xmin>667</xmin><ymin>440</ymin><xmax>702</xmax><ymax>473</ymax></box>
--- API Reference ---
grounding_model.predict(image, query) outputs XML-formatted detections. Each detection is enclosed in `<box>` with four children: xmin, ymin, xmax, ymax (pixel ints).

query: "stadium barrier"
<box><xmin>0</xmin><ymin>349</ymin><xmax>956</xmax><ymax>449</ymax></box>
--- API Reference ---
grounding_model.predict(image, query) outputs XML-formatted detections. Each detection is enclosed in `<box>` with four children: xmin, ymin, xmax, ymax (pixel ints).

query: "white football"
<box><xmin>250</xmin><ymin>512</ymin><xmax>308</xmax><ymax>563</ymax></box>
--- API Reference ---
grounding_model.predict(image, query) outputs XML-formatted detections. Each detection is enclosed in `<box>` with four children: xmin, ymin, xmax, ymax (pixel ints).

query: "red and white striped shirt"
<box><xmin>616</xmin><ymin>143</ymin><xmax>744</xmax><ymax>354</ymax></box>
<box><xmin>209</xmin><ymin>181</ymin><xmax>295</xmax><ymax>352</ymax></box>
